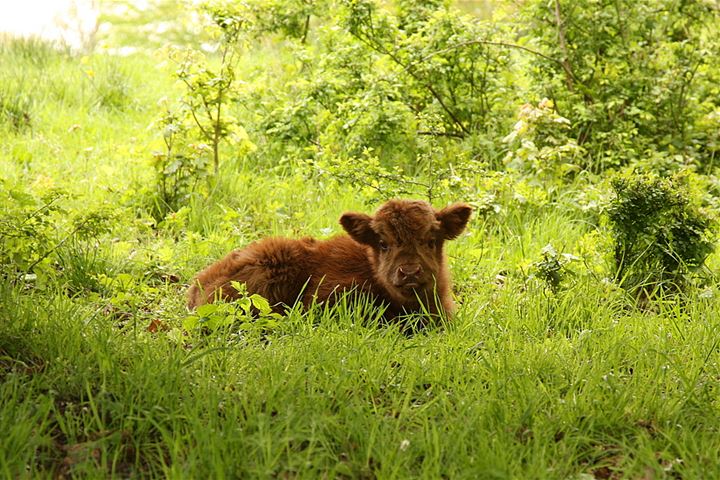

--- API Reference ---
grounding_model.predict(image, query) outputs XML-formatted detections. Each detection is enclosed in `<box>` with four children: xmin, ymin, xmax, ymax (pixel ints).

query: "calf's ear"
<box><xmin>340</xmin><ymin>212</ymin><xmax>380</xmax><ymax>246</ymax></box>
<box><xmin>437</xmin><ymin>203</ymin><xmax>472</xmax><ymax>240</ymax></box>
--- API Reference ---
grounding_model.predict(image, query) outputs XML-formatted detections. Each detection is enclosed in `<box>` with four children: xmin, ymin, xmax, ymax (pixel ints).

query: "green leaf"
<box><xmin>250</xmin><ymin>294</ymin><xmax>272</xmax><ymax>315</ymax></box>
<box><xmin>196</xmin><ymin>303</ymin><xmax>218</xmax><ymax>317</ymax></box>
<box><xmin>114</xmin><ymin>273</ymin><xmax>135</xmax><ymax>291</ymax></box>
<box><xmin>230</xmin><ymin>281</ymin><xmax>247</xmax><ymax>295</ymax></box>
<box><xmin>9</xmin><ymin>189</ymin><xmax>35</xmax><ymax>206</ymax></box>
<box><xmin>182</xmin><ymin>315</ymin><xmax>199</xmax><ymax>331</ymax></box>
<box><xmin>237</xmin><ymin>297</ymin><xmax>252</xmax><ymax>314</ymax></box>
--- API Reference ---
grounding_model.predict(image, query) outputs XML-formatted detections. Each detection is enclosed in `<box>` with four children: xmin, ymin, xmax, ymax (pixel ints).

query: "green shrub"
<box><xmin>183</xmin><ymin>282</ymin><xmax>281</xmax><ymax>335</ymax></box>
<box><xmin>0</xmin><ymin>183</ymin><xmax>65</xmax><ymax>282</ymax></box>
<box><xmin>149</xmin><ymin>103</ymin><xmax>212</xmax><ymax>223</ymax></box>
<box><xmin>502</xmin><ymin>98</ymin><xmax>583</xmax><ymax>180</ymax></box>
<box><xmin>521</xmin><ymin>0</ymin><xmax>720</xmax><ymax>172</ymax></box>
<box><xmin>234</xmin><ymin>0</ymin><xmax>518</xmax><ymax>188</ymax></box>
<box><xmin>168</xmin><ymin>5</ymin><xmax>253</xmax><ymax>175</ymax></box>
<box><xmin>0</xmin><ymin>180</ymin><xmax>116</xmax><ymax>291</ymax></box>
<box><xmin>607</xmin><ymin>171</ymin><xmax>715</xmax><ymax>295</ymax></box>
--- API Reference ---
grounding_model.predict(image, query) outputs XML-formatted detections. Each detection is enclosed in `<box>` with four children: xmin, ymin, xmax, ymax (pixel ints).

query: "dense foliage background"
<box><xmin>2</xmin><ymin>0</ymin><xmax>720</xmax><ymax>477</ymax></box>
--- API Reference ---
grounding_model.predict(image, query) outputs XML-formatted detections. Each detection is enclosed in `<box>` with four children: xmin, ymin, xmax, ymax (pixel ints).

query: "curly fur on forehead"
<box><xmin>371</xmin><ymin>200</ymin><xmax>440</xmax><ymax>243</ymax></box>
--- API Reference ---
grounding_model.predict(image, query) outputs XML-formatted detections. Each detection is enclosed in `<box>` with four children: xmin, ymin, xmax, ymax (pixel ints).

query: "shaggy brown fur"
<box><xmin>187</xmin><ymin>200</ymin><xmax>472</xmax><ymax>321</ymax></box>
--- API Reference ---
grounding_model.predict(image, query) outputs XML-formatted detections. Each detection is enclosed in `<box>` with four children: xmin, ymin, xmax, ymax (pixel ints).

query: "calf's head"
<box><xmin>340</xmin><ymin>199</ymin><xmax>472</xmax><ymax>302</ymax></box>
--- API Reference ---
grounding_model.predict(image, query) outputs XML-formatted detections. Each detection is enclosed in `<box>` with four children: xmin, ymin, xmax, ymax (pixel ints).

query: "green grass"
<box><xmin>2</xmin><ymin>10</ymin><xmax>720</xmax><ymax>479</ymax></box>
<box><xmin>3</xmin><ymin>274</ymin><xmax>720</xmax><ymax>478</ymax></box>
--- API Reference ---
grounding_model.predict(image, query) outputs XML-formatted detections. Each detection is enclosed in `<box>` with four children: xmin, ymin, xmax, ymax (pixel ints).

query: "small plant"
<box><xmin>96</xmin><ymin>272</ymin><xmax>161</xmax><ymax>328</ymax></box>
<box><xmin>170</xmin><ymin>6</ymin><xmax>251</xmax><ymax>175</ymax></box>
<box><xmin>0</xmin><ymin>184</ymin><xmax>66</xmax><ymax>282</ymax></box>
<box><xmin>54</xmin><ymin>208</ymin><xmax>116</xmax><ymax>294</ymax></box>
<box><xmin>531</xmin><ymin>243</ymin><xmax>577</xmax><ymax>293</ymax></box>
<box><xmin>607</xmin><ymin>172</ymin><xmax>715</xmax><ymax>295</ymax></box>
<box><xmin>149</xmin><ymin>102</ymin><xmax>212</xmax><ymax>222</ymax></box>
<box><xmin>81</xmin><ymin>56</ymin><xmax>134</xmax><ymax>111</ymax></box>
<box><xmin>183</xmin><ymin>281</ymin><xmax>281</xmax><ymax>333</ymax></box>
<box><xmin>148</xmin><ymin>5</ymin><xmax>256</xmax><ymax>222</ymax></box>
<box><xmin>0</xmin><ymin>181</ymin><xmax>118</xmax><ymax>290</ymax></box>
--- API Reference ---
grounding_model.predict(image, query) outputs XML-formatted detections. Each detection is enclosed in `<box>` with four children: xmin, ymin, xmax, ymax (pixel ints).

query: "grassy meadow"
<box><xmin>2</xmin><ymin>1</ymin><xmax>720</xmax><ymax>478</ymax></box>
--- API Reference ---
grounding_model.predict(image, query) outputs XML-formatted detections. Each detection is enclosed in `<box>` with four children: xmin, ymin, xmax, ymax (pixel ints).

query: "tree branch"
<box><xmin>349</xmin><ymin>30</ymin><xmax>470</xmax><ymax>137</ymax></box>
<box><xmin>407</xmin><ymin>39</ymin><xmax>573</xmax><ymax>79</ymax></box>
<box><xmin>417</xmin><ymin>130</ymin><xmax>465</xmax><ymax>139</ymax></box>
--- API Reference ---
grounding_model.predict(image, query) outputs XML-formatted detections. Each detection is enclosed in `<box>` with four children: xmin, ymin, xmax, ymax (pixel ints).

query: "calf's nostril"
<box><xmin>399</xmin><ymin>264</ymin><xmax>422</xmax><ymax>277</ymax></box>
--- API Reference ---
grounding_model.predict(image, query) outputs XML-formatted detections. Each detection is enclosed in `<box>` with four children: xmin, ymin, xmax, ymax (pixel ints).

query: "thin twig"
<box><xmin>301</xmin><ymin>14</ymin><xmax>311</xmax><ymax>44</ymax></box>
<box><xmin>17</xmin><ymin>195</ymin><xmax>63</xmax><ymax>227</ymax></box>
<box><xmin>417</xmin><ymin>130</ymin><xmax>465</xmax><ymax>139</ymax></box>
<box><xmin>553</xmin><ymin>0</ymin><xmax>576</xmax><ymax>90</ymax></box>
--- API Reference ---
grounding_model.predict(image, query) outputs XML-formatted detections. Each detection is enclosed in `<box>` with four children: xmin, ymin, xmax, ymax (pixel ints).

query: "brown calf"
<box><xmin>187</xmin><ymin>200</ymin><xmax>472</xmax><ymax>321</ymax></box>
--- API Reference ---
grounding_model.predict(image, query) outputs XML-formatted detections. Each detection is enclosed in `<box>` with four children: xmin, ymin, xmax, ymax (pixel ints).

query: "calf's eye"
<box><xmin>379</xmin><ymin>240</ymin><xmax>389</xmax><ymax>252</ymax></box>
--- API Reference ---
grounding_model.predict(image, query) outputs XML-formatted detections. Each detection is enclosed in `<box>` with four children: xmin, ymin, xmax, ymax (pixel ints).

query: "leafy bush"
<box><xmin>607</xmin><ymin>171</ymin><xmax>715</xmax><ymax>294</ymax></box>
<box><xmin>521</xmin><ymin>0</ymin><xmax>720</xmax><ymax>172</ymax></box>
<box><xmin>502</xmin><ymin>98</ymin><xmax>583</xmax><ymax>180</ymax></box>
<box><xmin>343</xmin><ymin>0</ymin><xmax>516</xmax><ymax>138</ymax></box>
<box><xmin>228</xmin><ymin>0</ymin><xmax>520</xmax><ymax>195</ymax></box>
<box><xmin>0</xmin><ymin>180</ymin><xmax>117</xmax><ymax>292</ymax></box>
<box><xmin>0</xmin><ymin>183</ymin><xmax>66</xmax><ymax>282</ymax></box>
